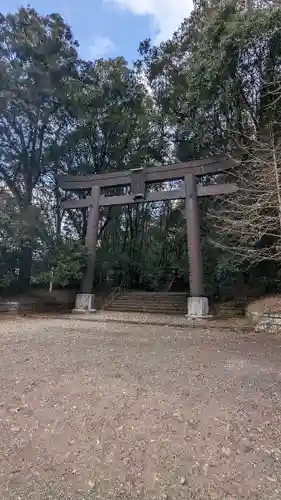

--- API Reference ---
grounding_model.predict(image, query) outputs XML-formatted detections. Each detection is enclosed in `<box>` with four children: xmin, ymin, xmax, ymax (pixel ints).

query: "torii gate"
<box><xmin>58</xmin><ymin>155</ymin><xmax>236</xmax><ymax>317</ymax></box>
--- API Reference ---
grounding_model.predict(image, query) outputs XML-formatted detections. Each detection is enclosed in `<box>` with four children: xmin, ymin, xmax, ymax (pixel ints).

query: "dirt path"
<box><xmin>1</xmin><ymin>318</ymin><xmax>281</xmax><ymax>499</ymax></box>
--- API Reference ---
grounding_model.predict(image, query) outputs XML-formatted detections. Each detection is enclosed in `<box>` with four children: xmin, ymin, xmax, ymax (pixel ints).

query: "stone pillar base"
<box><xmin>72</xmin><ymin>294</ymin><xmax>96</xmax><ymax>314</ymax></box>
<box><xmin>187</xmin><ymin>297</ymin><xmax>209</xmax><ymax>318</ymax></box>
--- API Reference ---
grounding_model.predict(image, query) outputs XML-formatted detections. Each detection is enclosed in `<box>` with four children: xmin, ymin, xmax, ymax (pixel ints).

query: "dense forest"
<box><xmin>0</xmin><ymin>0</ymin><xmax>281</xmax><ymax>299</ymax></box>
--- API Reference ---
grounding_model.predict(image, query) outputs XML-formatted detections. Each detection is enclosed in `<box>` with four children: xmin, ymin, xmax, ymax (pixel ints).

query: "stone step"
<box><xmin>111</xmin><ymin>301</ymin><xmax>186</xmax><ymax>310</ymax></box>
<box><xmin>116</xmin><ymin>293</ymin><xmax>186</xmax><ymax>299</ymax></box>
<box><xmin>107</xmin><ymin>302</ymin><xmax>187</xmax><ymax>311</ymax></box>
<box><xmin>123</xmin><ymin>292</ymin><xmax>187</xmax><ymax>298</ymax></box>
<box><xmin>108</xmin><ymin>302</ymin><xmax>187</xmax><ymax>311</ymax></box>
<box><xmin>0</xmin><ymin>301</ymin><xmax>20</xmax><ymax>313</ymax></box>
<box><xmin>115</xmin><ymin>298</ymin><xmax>187</xmax><ymax>305</ymax></box>
<box><xmin>107</xmin><ymin>307</ymin><xmax>186</xmax><ymax>315</ymax></box>
<box><xmin>105</xmin><ymin>290</ymin><xmax>188</xmax><ymax>315</ymax></box>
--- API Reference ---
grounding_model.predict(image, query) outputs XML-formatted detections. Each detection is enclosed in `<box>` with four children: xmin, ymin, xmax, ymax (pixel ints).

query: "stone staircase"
<box><xmin>211</xmin><ymin>298</ymin><xmax>249</xmax><ymax>317</ymax></box>
<box><xmin>105</xmin><ymin>291</ymin><xmax>188</xmax><ymax>316</ymax></box>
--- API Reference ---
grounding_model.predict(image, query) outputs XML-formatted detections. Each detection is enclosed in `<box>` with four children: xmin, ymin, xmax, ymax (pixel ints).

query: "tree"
<box><xmin>137</xmin><ymin>0</ymin><xmax>281</xmax><ymax>158</ymax></box>
<box><xmin>0</xmin><ymin>196</ymin><xmax>42</xmax><ymax>290</ymax></box>
<box><xmin>211</xmin><ymin>126</ymin><xmax>281</xmax><ymax>262</ymax></box>
<box><xmin>62</xmin><ymin>56</ymin><xmax>170</xmax><ymax>233</ymax></box>
<box><xmin>60</xmin><ymin>56</ymin><xmax>174</xmax><ymax>288</ymax></box>
<box><xmin>0</xmin><ymin>7</ymin><xmax>79</xmax><ymax>289</ymax></box>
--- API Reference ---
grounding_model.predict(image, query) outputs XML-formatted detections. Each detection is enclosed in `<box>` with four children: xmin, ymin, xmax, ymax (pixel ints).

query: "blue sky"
<box><xmin>1</xmin><ymin>0</ymin><xmax>193</xmax><ymax>63</ymax></box>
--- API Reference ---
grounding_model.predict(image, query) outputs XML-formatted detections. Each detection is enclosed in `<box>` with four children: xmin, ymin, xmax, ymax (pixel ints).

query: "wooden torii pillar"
<box><xmin>58</xmin><ymin>156</ymin><xmax>236</xmax><ymax>317</ymax></box>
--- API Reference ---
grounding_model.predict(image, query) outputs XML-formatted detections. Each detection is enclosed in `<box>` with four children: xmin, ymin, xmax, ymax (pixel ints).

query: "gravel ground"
<box><xmin>70</xmin><ymin>311</ymin><xmax>250</xmax><ymax>330</ymax></box>
<box><xmin>1</xmin><ymin>317</ymin><xmax>281</xmax><ymax>500</ymax></box>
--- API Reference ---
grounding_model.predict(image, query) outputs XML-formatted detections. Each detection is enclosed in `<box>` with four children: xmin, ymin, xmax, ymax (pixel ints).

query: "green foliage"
<box><xmin>0</xmin><ymin>198</ymin><xmax>42</xmax><ymax>290</ymax></box>
<box><xmin>37</xmin><ymin>241</ymin><xmax>87</xmax><ymax>288</ymax></box>
<box><xmin>0</xmin><ymin>7</ymin><xmax>80</xmax><ymax>289</ymax></box>
<box><xmin>0</xmin><ymin>7</ymin><xmax>79</xmax><ymax>203</ymax></box>
<box><xmin>138</xmin><ymin>0</ymin><xmax>281</xmax><ymax>155</ymax></box>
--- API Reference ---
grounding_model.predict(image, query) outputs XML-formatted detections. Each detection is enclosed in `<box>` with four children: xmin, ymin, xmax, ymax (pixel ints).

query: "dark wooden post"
<box><xmin>185</xmin><ymin>175</ymin><xmax>204</xmax><ymax>297</ymax></box>
<box><xmin>131</xmin><ymin>168</ymin><xmax>145</xmax><ymax>199</ymax></box>
<box><xmin>81</xmin><ymin>186</ymin><xmax>100</xmax><ymax>294</ymax></box>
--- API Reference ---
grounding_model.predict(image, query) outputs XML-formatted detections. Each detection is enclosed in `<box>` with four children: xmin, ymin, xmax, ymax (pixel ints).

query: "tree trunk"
<box><xmin>55</xmin><ymin>180</ymin><xmax>62</xmax><ymax>243</ymax></box>
<box><xmin>18</xmin><ymin>244</ymin><xmax>33</xmax><ymax>292</ymax></box>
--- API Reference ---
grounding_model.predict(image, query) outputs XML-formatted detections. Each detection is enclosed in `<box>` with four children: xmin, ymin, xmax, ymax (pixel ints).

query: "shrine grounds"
<box><xmin>1</xmin><ymin>316</ymin><xmax>281</xmax><ymax>500</ymax></box>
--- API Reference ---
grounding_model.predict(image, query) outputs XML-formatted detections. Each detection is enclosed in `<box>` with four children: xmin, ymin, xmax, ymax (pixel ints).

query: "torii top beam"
<box><xmin>58</xmin><ymin>156</ymin><xmax>234</xmax><ymax>191</ymax></box>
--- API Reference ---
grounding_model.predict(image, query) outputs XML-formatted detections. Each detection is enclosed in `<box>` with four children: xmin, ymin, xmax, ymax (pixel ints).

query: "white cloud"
<box><xmin>90</xmin><ymin>36</ymin><xmax>115</xmax><ymax>59</ymax></box>
<box><xmin>105</xmin><ymin>0</ymin><xmax>193</xmax><ymax>44</ymax></box>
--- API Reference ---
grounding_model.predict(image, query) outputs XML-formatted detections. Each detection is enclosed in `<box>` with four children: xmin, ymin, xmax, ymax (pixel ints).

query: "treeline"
<box><xmin>1</xmin><ymin>1</ymin><xmax>281</xmax><ymax>298</ymax></box>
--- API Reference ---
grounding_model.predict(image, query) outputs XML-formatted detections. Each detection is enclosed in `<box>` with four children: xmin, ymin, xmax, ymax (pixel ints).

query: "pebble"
<box><xmin>222</xmin><ymin>447</ymin><xmax>231</xmax><ymax>457</ymax></box>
